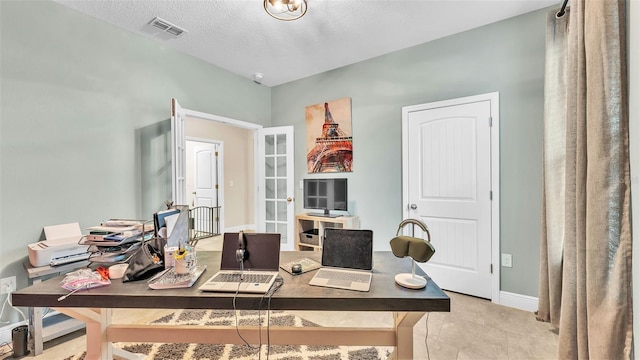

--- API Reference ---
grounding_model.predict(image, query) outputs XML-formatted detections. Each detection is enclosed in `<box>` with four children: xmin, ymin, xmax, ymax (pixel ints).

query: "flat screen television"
<box><xmin>303</xmin><ymin>178</ymin><xmax>348</xmax><ymax>217</ymax></box>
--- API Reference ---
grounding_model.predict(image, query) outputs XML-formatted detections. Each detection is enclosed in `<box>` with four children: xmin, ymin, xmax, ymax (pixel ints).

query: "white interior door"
<box><xmin>188</xmin><ymin>141</ymin><xmax>221</xmax><ymax>234</ymax></box>
<box><xmin>257</xmin><ymin>126</ymin><xmax>295</xmax><ymax>250</ymax></box>
<box><xmin>402</xmin><ymin>93</ymin><xmax>499</xmax><ymax>300</ymax></box>
<box><xmin>191</xmin><ymin>142</ymin><xmax>219</xmax><ymax>208</ymax></box>
<box><xmin>171</xmin><ymin>98</ymin><xmax>186</xmax><ymax>206</ymax></box>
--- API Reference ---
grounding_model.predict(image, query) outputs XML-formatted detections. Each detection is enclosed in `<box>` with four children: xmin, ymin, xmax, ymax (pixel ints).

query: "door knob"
<box><xmin>410</xmin><ymin>204</ymin><xmax>417</xmax><ymax>210</ymax></box>
<box><xmin>287</xmin><ymin>197</ymin><xmax>293</xmax><ymax>203</ymax></box>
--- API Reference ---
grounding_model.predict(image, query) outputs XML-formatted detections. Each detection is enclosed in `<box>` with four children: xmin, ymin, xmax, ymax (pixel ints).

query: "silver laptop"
<box><xmin>199</xmin><ymin>232</ymin><xmax>281</xmax><ymax>294</ymax></box>
<box><xmin>309</xmin><ymin>228</ymin><xmax>373</xmax><ymax>292</ymax></box>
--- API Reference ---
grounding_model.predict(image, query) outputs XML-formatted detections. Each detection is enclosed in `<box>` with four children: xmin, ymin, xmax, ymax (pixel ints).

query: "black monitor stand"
<box><xmin>310</xmin><ymin>209</ymin><xmax>342</xmax><ymax>218</ymax></box>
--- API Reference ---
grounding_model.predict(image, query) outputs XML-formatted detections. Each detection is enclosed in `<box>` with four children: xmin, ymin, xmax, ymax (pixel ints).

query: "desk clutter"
<box><xmin>147</xmin><ymin>265</ymin><xmax>207</xmax><ymax>289</ymax></box>
<box><xmin>26</xmin><ymin>205</ymin><xmax>197</xmax><ymax>296</ymax></box>
<box><xmin>58</xmin><ymin>268</ymin><xmax>111</xmax><ymax>301</ymax></box>
<box><xmin>28</xmin><ymin>207</ymin><xmax>433</xmax><ymax>304</ymax></box>
<box><xmin>82</xmin><ymin>219</ymin><xmax>153</xmax><ymax>265</ymax></box>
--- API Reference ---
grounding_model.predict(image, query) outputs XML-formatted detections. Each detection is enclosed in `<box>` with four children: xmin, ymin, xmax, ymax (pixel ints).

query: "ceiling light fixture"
<box><xmin>264</xmin><ymin>0</ymin><xmax>308</xmax><ymax>21</ymax></box>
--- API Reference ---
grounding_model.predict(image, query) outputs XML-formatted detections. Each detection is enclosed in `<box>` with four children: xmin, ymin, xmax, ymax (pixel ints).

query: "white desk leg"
<box><xmin>28</xmin><ymin>306</ymin><xmax>44</xmax><ymax>355</ymax></box>
<box><xmin>96</xmin><ymin>309</ymin><xmax>144</xmax><ymax>360</ymax></box>
<box><xmin>29</xmin><ymin>278</ymin><xmax>44</xmax><ymax>355</ymax></box>
<box><xmin>53</xmin><ymin>307</ymin><xmax>143</xmax><ymax>360</ymax></box>
<box><xmin>394</xmin><ymin>312</ymin><xmax>425</xmax><ymax>360</ymax></box>
<box><xmin>51</xmin><ymin>307</ymin><xmax>105</xmax><ymax>360</ymax></box>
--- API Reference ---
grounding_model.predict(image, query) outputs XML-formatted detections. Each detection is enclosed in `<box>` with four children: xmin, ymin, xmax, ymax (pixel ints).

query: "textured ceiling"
<box><xmin>52</xmin><ymin>0</ymin><xmax>558</xmax><ymax>87</ymax></box>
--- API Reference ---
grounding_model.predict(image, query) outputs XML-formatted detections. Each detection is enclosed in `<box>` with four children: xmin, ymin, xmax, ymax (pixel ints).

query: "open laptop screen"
<box><xmin>322</xmin><ymin>228</ymin><xmax>373</xmax><ymax>270</ymax></box>
<box><xmin>220</xmin><ymin>232</ymin><xmax>281</xmax><ymax>271</ymax></box>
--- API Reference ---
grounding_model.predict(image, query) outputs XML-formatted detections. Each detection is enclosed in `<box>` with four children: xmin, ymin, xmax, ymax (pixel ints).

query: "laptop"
<box><xmin>198</xmin><ymin>232</ymin><xmax>281</xmax><ymax>293</ymax></box>
<box><xmin>309</xmin><ymin>228</ymin><xmax>374</xmax><ymax>292</ymax></box>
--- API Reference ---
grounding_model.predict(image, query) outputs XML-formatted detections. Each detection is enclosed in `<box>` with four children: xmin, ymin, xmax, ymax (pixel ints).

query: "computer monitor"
<box><xmin>303</xmin><ymin>178</ymin><xmax>348</xmax><ymax>217</ymax></box>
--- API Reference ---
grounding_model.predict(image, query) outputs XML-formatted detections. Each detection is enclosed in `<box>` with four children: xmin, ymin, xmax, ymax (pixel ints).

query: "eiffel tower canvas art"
<box><xmin>305</xmin><ymin>97</ymin><xmax>353</xmax><ymax>173</ymax></box>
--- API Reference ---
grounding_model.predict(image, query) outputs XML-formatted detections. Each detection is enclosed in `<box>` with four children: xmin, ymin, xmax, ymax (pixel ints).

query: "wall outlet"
<box><xmin>501</xmin><ymin>254</ymin><xmax>513</xmax><ymax>268</ymax></box>
<box><xmin>0</xmin><ymin>276</ymin><xmax>16</xmax><ymax>294</ymax></box>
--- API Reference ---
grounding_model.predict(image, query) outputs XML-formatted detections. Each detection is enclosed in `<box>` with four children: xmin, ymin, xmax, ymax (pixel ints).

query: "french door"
<box><xmin>171</xmin><ymin>99</ymin><xmax>295</xmax><ymax>248</ymax></box>
<box><xmin>257</xmin><ymin>126</ymin><xmax>295</xmax><ymax>250</ymax></box>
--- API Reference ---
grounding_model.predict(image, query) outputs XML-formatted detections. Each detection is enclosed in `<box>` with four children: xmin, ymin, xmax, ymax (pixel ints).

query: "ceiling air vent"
<box><xmin>148</xmin><ymin>17</ymin><xmax>186</xmax><ymax>38</ymax></box>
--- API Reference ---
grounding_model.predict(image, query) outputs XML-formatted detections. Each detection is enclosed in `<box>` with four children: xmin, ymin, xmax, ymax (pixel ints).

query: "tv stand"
<box><xmin>307</xmin><ymin>212</ymin><xmax>342</xmax><ymax>218</ymax></box>
<box><xmin>295</xmin><ymin>213</ymin><xmax>360</xmax><ymax>251</ymax></box>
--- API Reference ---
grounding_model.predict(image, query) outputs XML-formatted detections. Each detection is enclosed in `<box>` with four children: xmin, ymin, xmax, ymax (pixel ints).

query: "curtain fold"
<box><xmin>538</xmin><ymin>1</ymin><xmax>631</xmax><ymax>358</ymax></box>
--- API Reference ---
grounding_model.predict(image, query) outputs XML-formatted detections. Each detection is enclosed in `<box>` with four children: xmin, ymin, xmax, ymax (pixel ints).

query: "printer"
<box><xmin>27</xmin><ymin>222</ymin><xmax>90</xmax><ymax>267</ymax></box>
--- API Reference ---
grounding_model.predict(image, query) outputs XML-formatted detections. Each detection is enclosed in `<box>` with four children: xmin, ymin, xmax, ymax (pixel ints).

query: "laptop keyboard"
<box><xmin>315</xmin><ymin>269</ymin><xmax>370</xmax><ymax>284</ymax></box>
<box><xmin>210</xmin><ymin>273</ymin><xmax>273</xmax><ymax>284</ymax></box>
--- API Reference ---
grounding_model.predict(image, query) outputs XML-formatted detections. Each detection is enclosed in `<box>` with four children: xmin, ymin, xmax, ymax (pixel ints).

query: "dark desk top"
<box><xmin>12</xmin><ymin>251</ymin><xmax>450</xmax><ymax>313</ymax></box>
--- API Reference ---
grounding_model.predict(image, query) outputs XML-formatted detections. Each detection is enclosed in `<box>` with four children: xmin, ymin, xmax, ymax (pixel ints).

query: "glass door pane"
<box><xmin>258</xmin><ymin>126</ymin><xmax>294</xmax><ymax>250</ymax></box>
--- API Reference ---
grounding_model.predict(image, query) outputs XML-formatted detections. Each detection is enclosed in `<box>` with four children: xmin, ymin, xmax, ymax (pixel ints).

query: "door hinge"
<box><xmin>215</xmin><ymin>151</ymin><xmax>219</xmax><ymax>157</ymax></box>
<box><xmin>490</xmin><ymin>191</ymin><xmax>493</xmax><ymax>200</ymax></box>
<box><xmin>489</xmin><ymin>116</ymin><xmax>493</xmax><ymax>127</ymax></box>
<box><xmin>490</xmin><ymin>263</ymin><xmax>493</xmax><ymax>274</ymax></box>
<box><xmin>215</xmin><ymin>184</ymin><xmax>219</xmax><ymax>190</ymax></box>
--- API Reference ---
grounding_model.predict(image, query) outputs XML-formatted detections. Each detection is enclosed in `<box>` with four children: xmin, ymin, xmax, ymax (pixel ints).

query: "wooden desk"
<box><xmin>12</xmin><ymin>251</ymin><xmax>449</xmax><ymax>360</ymax></box>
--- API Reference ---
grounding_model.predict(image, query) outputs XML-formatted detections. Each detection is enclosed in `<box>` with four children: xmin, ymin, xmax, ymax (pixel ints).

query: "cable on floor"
<box><xmin>233</xmin><ymin>265</ymin><xmax>259</xmax><ymax>350</ymax></box>
<box><xmin>233</xmin><ymin>273</ymin><xmax>284</xmax><ymax>360</ymax></box>
<box><xmin>0</xmin><ymin>341</ymin><xmax>13</xmax><ymax>357</ymax></box>
<box><xmin>265</xmin><ymin>277</ymin><xmax>284</xmax><ymax>359</ymax></box>
<box><xmin>424</xmin><ymin>312</ymin><xmax>431</xmax><ymax>360</ymax></box>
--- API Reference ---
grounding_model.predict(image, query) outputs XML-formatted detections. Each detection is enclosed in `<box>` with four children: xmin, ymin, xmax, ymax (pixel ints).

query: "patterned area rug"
<box><xmin>64</xmin><ymin>309</ymin><xmax>392</xmax><ymax>360</ymax></box>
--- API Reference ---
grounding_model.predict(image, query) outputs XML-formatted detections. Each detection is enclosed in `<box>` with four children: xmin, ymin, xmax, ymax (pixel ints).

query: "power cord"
<box><xmin>232</xmin><ymin>264</ymin><xmax>265</xmax><ymax>359</ymax></box>
<box><xmin>232</xmin><ymin>274</ymin><xmax>284</xmax><ymax>360</ymax></box>
<box><xmin>2</xmin><ymin>284</ymin><xmax>27</xmax><ymax>324</ymax></box>
<box><xmin>0</xmin><ymin>293</ymin><xmax>9</xmax><ymax>325</ymax></box>
<box><xmin>232</xmin><ymin>265</ymin><xmax>256</xmax><ymax>348</ymax></box>
<box><xmin>264</xmin><ymin>277</ymin><xmax>284</xmax><ymax>359</ymax></box>
<box><xmin>0</xmin><ymin>341</ymin><xmax>13</xmax><ymax>357</ymax></box>
<box><xmin>424</xmin><ymin>312</ymin><xmax>430</xmax><ymax>360</ymax></box>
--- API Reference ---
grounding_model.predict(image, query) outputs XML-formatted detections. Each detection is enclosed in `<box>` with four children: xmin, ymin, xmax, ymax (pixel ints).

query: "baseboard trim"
<box><xmin>499</xmin><ymin>291</ymin><xmax>538</xmax><ymax>312</ymax></box>
<box><xmin>223</xmin><ymin>224</ymin><xmax>256</xmax><ymax>233</ymax></box>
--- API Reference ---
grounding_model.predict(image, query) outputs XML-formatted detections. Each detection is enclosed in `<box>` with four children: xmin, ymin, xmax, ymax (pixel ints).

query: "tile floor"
<box><xmin>4</xmin><ymin>235</ymin><xmax>558</xmax><ymax>359</ymax></box>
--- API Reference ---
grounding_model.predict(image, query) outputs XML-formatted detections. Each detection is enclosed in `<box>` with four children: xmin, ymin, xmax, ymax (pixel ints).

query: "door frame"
<box><xmin>187</xmin><ymin>137</ymin><xmax>224</xmax><ymax>231</ymax></box>
<box><xmin>172</xmin><ymin>102</ymin><xmax>261</xmax><ymax>233</ymax></box>
<box><xmin>401</xmin><ymin>92</ymin><xmax>500</xmax><ymax>303</ymax></box>
<box><xmin>171</xmin><ymin>101</ymin><xmax>295</xmax><ymax>244</ymax></box>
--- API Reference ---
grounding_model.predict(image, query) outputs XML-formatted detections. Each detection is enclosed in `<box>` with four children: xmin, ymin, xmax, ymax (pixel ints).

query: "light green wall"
<box><xmin>0</xmin><ymin>0</ymin><xmax>270</xmax><ymax>317</ymax></box>
<box><xmin>272</xmin><ymin>8</ymin><xmax>549</xmax><ymax>297</ymax></box>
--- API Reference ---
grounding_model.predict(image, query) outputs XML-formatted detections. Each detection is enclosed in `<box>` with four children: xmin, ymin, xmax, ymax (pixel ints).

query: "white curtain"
<box><xmin>537</xmin><ymin>1</ymin><xmax>632</xmax><ymax>358</ymax></box>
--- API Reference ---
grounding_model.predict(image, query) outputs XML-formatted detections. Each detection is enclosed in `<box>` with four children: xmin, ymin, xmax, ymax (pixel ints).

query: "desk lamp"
<box><xmin>389</xmin><ymin>219</ymin><xmax>435</xmax><ymax>289</ymax></box>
